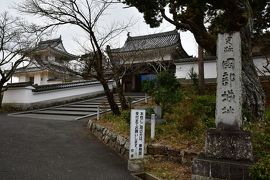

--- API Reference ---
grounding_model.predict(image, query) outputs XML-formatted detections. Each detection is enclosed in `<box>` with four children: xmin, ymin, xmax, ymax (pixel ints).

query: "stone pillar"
<box><xmin>192</xmin><ymin>32</ymin><xmax>253</xmax><ymax>180</ymax></box>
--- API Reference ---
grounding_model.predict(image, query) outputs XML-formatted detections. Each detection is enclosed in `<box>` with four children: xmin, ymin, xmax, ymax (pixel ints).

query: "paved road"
<box><xmin>0</xmin><ymin>114</ymin><xmax>135</xmax><ymax>180</ymax></box>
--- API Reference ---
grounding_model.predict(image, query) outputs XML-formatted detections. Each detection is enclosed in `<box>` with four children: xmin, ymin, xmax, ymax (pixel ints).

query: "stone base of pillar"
<box><xmin>191</xmin><ymin>128</ymin><xmax>253</xmax><ymax>180</ymax></box>
<box><xmin>128</xmin><ymin>159</ymin><xmax>144</xmax><ymax>173</ymax></box>
<box><xmin>192</xmin><ymin>154</ymin><xmax>252</xmax><ymax>180</ymax></box>
<box><xmin>205</xmin><ymin>128</ymin><xmax>253</xmax><ymax>161</ymax></box>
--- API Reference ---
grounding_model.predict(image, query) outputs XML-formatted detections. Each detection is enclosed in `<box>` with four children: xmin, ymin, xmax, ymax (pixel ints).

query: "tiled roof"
<box><xmin>37</xmin><ymin>37</ymin><xmax>62</xmax><ymax>49</ymax></box>
<box><xmin>15</xmin><ymin>60</ymin><xmax>76</xmax><ymax>75</ymax></box>
<box><xmin>15</xmin><ymin>66</ymin><xmax>45</xmax><ymax>73</ymax></box>
<box><xmin>6</xmin><ymin>82</ymin><xmax>34</xmax><ymax>88</ymax></box>
<box><xmin>33</xmin><ymin>80</ymin><xmax>113</xmax><ymax>92</ymax></box>
<box><xmin>175</xmin><ymin>55</ymin><xmax>266</xmax><ymax>64</ymax></box>
<box><xmin>38</xmin><ymin>60</ymin><xmax>77</xmax><ymax>74</ymax></box>
<box><xmin>175</xmin><ymin>56</ymin><xmax>216</xmax><ymax>63</ymax></box>
<box><xmin>6</xmin><ymin>80</ymin><xmax>113</xmax><ymax>92</ymax></box>
<box><xmin>111</xmin><ymin>30</ymin><xmax>187</xmax><ymax>54</ymax></box>
<box><xmin>35</xmin><ymin>37</ymin><xmax>77</xmax><ymax>59</ymax></box>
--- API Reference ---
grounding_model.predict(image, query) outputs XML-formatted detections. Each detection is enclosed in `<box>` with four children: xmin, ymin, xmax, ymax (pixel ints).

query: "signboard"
<box><xmin>216</xmin><ymin>32</ymin><xmax>242</xmax><ymax>129</ymax></box>
<box><xmin>129</xmin><ymin>109</ymin><xmax>146</xmax><ymax>159</ymax></box>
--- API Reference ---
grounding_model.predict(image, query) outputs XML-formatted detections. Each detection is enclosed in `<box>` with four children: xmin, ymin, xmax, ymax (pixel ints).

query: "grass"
<box><xmin>146</xmin><ymin>122</ymin><xmax>204</xmax><ymax>152</ymax></box>
<box><xmin>144</xmin><ymin>157</ymin><xmax>191</xmax><ymax>180</ymax></box>
<box><xmin>243</xmin><ymin>110</ymin><xmax>270</xmax><ymax>179</ymax></box>
<box><xmin>98</xmin><ymin>110</ymin><xmax>205</xmax><ymax>153</ymax></box>
<box><xmin>98</xmin><ymin>110</ymin><xmax>130</xmax><ymax>138</ymax></box>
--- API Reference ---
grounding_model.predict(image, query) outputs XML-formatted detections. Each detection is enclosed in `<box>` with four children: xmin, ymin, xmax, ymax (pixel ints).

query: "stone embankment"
<box><xmin>87</xmin><ymin>120</ymin><xmax>198</xmax><ymax>164</ymax></box>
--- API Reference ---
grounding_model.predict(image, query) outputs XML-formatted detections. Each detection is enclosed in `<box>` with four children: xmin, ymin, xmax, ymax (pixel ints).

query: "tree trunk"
<box><xmin>234</xmin><ymin>0</ymin><xmax>265</xmax><ymax>121</ymax></box>
<box><xmin>241</xmin><ymin>27</ymin><xmax>265</xmax><ymax>121</ymax></box>
<box><xmin>106</xmin><ymin>45</ymin><xmax>129</xmax><ymax>110</ymax></box>
<box><xmin>99</xmin><ymin>77</ymin><xmax>121</xmax><ymax>115</ymax></box>
<box><xmin>198</xmin><ymin>45</ymin><xmax>205</xmax><ymax>95</ymax></box>
<box><xmin>0</xmin><ymin>84</ymin><xmax>4</xmax><ymax>108</ymax></box>
<box><xmin>114</xmin><ymin>77</ymin><xmax>129</xmax><ymax>110</ymax></box>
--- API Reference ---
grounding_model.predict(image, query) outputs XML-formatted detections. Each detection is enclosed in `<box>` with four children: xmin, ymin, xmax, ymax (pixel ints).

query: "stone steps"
<box><xmin>75</xmin><ymin>102</ymin><xmax>121</xmax><ymax>105</ymax></box>
<box><xmin>14</xmin><ymin>113</ymin><xmax>80</xmax><ymax>121</ymax></box>
<box><xmin>33</xmin><ymin>110</ymin><xmax>91</xmax><ymax>116</ymax></box>
<box><xmin>65</xmin><ymin>104</ymin><xmax>103</xmax><ymax>108</ymax></box>
<box><xmin>50</xmin><ymin>107</ymin><xmax>103</xmax><ymax>112</ymax></box>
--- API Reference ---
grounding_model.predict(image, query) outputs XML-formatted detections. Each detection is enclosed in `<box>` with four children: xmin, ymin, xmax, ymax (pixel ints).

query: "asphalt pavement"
<box><xmin>0</xmin><ymin>113</ymin><xmax>135</xmax><ymax>180</ymax></box>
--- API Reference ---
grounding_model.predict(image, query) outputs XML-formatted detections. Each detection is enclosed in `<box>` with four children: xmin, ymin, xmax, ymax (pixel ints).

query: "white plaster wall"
<box><xmin>34</xmin><ymin>73</ymin><xmax>41</xmax><ymax>85</ymax></box>
<box><xmin>175</xmin><ymin>57</ymin><xmax>268</xmax><ymax>79</ymax></box>
<box><xmin>175</xmin><ymin>61</ymin><xmax>217</xmax><ymax>79</ymax></box>
<box><xmin>175</xmin><ymin>63</ymin><xmax>197</xmax><ymax>79</ymax></box>
<box><xmin>2</xmin><ymin>86</ymin><xmax>35</xmax><ymax>104</ymax></box>
<box><xmin>204</xmin><ymin>61</ymin><xmax>217</xmax><ymax>78</ymax></box>
<box><xmin>2</xmin><ymin>82</ymin><xmax>114</xmax><ymax>104</ymax></box>
<box><xmin>19</xmin><ymin>75</ymin><xmax>26</xmax><ymax>82</ymax></box>
<box><xmin>40</xmin><ymin>74</ymin><xmax>49</xmax><ymax>85</ymax></box>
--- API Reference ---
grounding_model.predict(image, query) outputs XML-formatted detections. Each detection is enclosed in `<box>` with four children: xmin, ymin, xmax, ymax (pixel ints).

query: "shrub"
<box><xmin>103</xmin><ymin>110</ymin><xmax>130</xmax><ymax>125</ymax></box>
<box><xmin>142</xmin><ymin>71</ymin><xmax>182</xmax><ymax>114</ymax></box>
<box><xmin>164</xmin><ymin>93</ymin><xmax>216</xmax><ymax>134</ymax></box>
<box><xmin>251</xmin><ymin>155</ymin><xmax>270</xmax><ymax>179</ymax></box>
<box><xmin>145</xmin><ymin>107</ymin><xmax>155</xmax><ymax>118</ymax></box>
<box><xmin>191</xmin><ymin>95</ymin><xmax>216</xmax><ymax>128</ymax></box>
<box><xmin>101</xmin><ymin>110</ymin><xmax>131</xmax><ymax>134</ymax></box>
<box><xmin>164</xmin><ymin>97</ymin><xmax>202</xmax><ymax>133</ymax></box>
<box><xmin>142</xmin><ymin>80</ymin><xmax>155</xmax><ymax>95</ymax></box>
<box><xmin>121</xmin><ymin>110</ymin><xmax>131</xmax><ymax>125</ymax></box>
<box><xmin>243</xmin><ymin>112</ymin><xmax>270</xmax><ymax>179</ymax></box>
<box><xmin>176</xmin><ymin>114</ymin><xmax>200</xmax><ymax>132</ymax></box>
<box><xmin>188</xmin><ymin>67</ymin><xmax>199</xmax><ymax>92</ymax></box>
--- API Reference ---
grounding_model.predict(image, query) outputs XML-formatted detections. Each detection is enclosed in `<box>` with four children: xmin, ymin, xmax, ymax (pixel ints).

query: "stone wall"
<box><xmin>87</xmin><ymin>120</ymin><xmax>130</xmax><ymax>159</ymax></box>
<box><xmin>87</xmin><ymin>119</ymin><xmax>198</xmax><ymax>164</ymax></box>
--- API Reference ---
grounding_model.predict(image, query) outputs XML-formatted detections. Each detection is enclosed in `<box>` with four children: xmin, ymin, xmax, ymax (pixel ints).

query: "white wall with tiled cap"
<box><xmin>175</xmin><ymin>56</ymin><xmax>269</xmax><ymax>79</ymax></box>
<box><xmin>2</xmin><ymin>81</ymin><xmax>114</xmax><ymax>104</ymax></box>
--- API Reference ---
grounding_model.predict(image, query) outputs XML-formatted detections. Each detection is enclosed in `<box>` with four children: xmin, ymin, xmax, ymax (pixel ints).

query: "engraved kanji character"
<box><xmin>225</xmin><ymin>36</ymin><xmax>232</xmax><ymax>45</ymax></box>
<box><xmin>221</xmin><ymin>89</ymin><xmax>235</xmax><ymax>102</ymax></box>
<box><xmin>222</xmin><ymin>58</ymin><xmax>235</xmax><ymax>69</ymax></box>
<box><xmin>222</xmin><ymin>72</ymin><xmax>236</xmax><ymax>86</ymax></box>
<box><xmin>222</xmin><ymin>106</ymin><xmax>235</xmax><ymax>114</ymax></box>
<box><xmin>222</xmin><ymin>72</ymin><xmax>229</xmax><ymax>86</ymax></box>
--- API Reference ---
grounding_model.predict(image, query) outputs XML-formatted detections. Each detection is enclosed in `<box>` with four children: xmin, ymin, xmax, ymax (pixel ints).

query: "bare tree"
<box><xmin>19</xmin><ymin>0</ymin><xmax>133</xmax><ymax>115</ymax></box>
<box><xmin>106</xmin><ymin>45</ymin><xmax>129</xmax><ymax>110</ymax></box>
<box><xmin>0</xmin><ymin>12</ymin><xmax>44</xmax><ymax>107</ymax></box>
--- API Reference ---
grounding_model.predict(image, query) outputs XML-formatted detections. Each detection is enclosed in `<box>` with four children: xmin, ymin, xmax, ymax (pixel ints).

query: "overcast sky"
<box><xmin>1</xmin><ymin>0</ymin><xmax>198</xmax><ymax>56</ymax></box>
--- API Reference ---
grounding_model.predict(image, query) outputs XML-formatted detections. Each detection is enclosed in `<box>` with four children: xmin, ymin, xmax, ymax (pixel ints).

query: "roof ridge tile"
<box><xmin>128</xmin><ymin>29</ymin><xmax>178</xmax><ymax>41</ymax></box>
